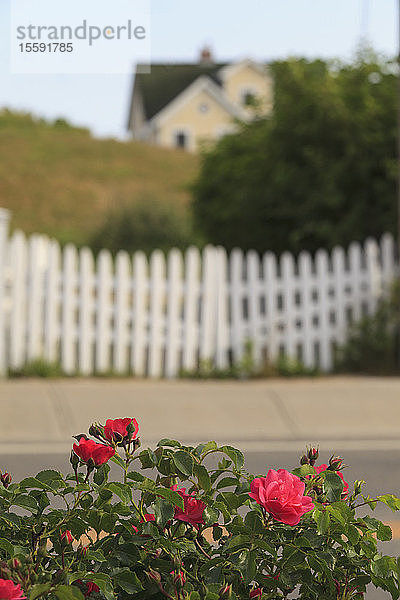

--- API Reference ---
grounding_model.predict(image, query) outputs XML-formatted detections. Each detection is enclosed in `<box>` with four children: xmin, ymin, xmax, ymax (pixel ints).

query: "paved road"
<box><xmin>2</xmin><ymin>376</ymin><xmax>400</xmax><ymax>599</ymax></box>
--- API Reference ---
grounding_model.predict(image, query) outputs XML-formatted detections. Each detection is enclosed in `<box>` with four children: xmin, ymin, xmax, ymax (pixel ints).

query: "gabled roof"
<box><xmin>150</xmin><ymin>75</ymin><xmax>245</xmax><ymax>126</ymax></box>
<box><xmin>130</xmin><ymin>62</ymin><xmax>227</xmax><ymax>122</ymax></box>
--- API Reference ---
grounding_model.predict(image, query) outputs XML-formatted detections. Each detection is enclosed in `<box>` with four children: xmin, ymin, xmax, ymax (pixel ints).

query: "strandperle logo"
<box><xmin>16</xmin><ymin>19</ymin><xmax>147</xmax><ymax>46</ymax></box>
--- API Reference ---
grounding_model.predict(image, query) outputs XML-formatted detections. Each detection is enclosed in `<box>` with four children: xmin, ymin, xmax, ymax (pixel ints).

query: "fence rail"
<box><xmin>0</xmin><ymin>210</ymin><xmax>397</xmax><ymax>377</ymax></box>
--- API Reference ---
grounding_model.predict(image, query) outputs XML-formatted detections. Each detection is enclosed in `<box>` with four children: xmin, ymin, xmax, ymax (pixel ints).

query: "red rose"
<box><xmin>314</xmin><ymin>464</ymin><xmax>349</xmax><ymax>498</ymax></box>
<box><xmin>73</xmin><ymin>438</ymin><xmax>115</xmax><ymax>467</ymax></box>
<box><xmin>104</xmin><ymin>418</ymin><xmax>139</xmax><ymax>444</ymax></box>
<box><xmin>61</xmin><ymin>530</ymin><xmax>73</xmax><ymax>544</ymax></box>
<box><xmin>249</xmin><ymin>469</ymin><xmax>314</xmax><ymax>526</ymax></box>
<box><xmin>0</xmin><ymin>579</ymin><xmax>26</xmax><ymax>600</ymax></box>
<box><xmin>171</xmin><ymin>485</ymin><xmax>205</xmax><ymax>527</ymax></box>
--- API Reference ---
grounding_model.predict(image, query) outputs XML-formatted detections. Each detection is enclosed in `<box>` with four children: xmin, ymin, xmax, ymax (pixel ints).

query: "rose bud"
<box><xmin>70</xmin><ymin>451</ymin><xmax>79</xmax><ymax>471</ymax></box>
<box><xmin>173</xmin><ymin>571</ymin><xmax>186</xmax><ymax>590</ymax></box>
<box><xmin>300</xmin><ymin>454</ymin><xmax>309</xmax><ymax>465</ymax></box>
<box><xmin>328</xmin><ymin>456</ymin><xmax>344</xmax><ymax>471</ymax></box>
<box><xmin>88</xmin><ymin>423</ymin><xmax>104</xmax><ymax>441</ymax></box>
<box><xmin>249</xmin><ymin>588</ymin><xmax>263</xmax><ymax>600</ymax></box>
<box><xmin>307</xmin><ymin>447</ymin><xmax>319</xmax><ymax>465</ymax></box>
<box><xmin>219</xmin><ymin>584</ymin><xmax>232</xmax><ymax>600</ymax></box>
<box><xmin>0</xmin><ymin>472</ymin><xmax>11</xmax><ymax>488</ymax></box>
<box><xmin>9</xmin><ymin>558</ymin><xmax>22</xmax><ymax>570</ymax></box>
<box><xmin>146</xmin><ymin>569</ymin><xmax>162</xmax><ymax>585</ymax></box>
<box><xmin>61</xmin><ymin>530</ymin><xmax>73</xmax><ymax>544</ymax></box>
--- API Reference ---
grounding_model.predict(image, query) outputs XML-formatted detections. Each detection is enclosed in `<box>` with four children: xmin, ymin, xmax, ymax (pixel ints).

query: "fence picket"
<box><xmin>263</xmin><ymin>252</ymin><xmax>279</xmax><ymax>362</ymax></box>
<box><xmin>148</xmin><ymin>250</ymin><xmax>166</xmax><ymax>378</ymax></box>
<box><xmin>95</xmin><ymin>249</ymin><xmax>113</xmax><ymax>374</ymax></box>
<box><xmin>199</xmin><ymin>246</ymin><xmax>218</xmax><ymax>363</ymax></box>
<box><xmin>9</xmin><ymin>231</ymin><xmax>27</xmax><ymax>370</ymax></box>
<box><xmin>78</xmin><ymin>247</ymin><xmax>95</xmax><ymax>374</ymax></box>
<box><xmin>113</xmin><ymin>251</ymin><xmax>131</xmax><ymax>374</ymax></box>
<box><xmin>61</xmin><ymin>244</ymin><xmax>78</xmax><ymax>374</ymax></box>
<box><xmin>298</xmin><ymin>251</ymin><xmax>314</xmax><ymax>368</ymax></box>
<box><xmin>44</xmin><ymin>239</ymin><xmax>61</xmax><ymax>364</ymax></box>
<box><xmin>131</xmin><ymin>252</ymin><xmax>148</xmax><ymax>377</ymax></box>
<box><xmin>182</xmin><ymin>247</ymin><xmax>200</xmax><ymax>372</ymax></box>
<box><xmin>230</xmin><ymin>248</ymin><xmax>245</xmax><ymax>364</ymax></box>
<box><xmin>27</xmin><ymin>235</ymin><xmax>49</xmax><ymax>362</ymax></box>
<box><xmin>215</xmin><ymin>247</ymin><xmax>229</xmax><ymax>369</ymax></box>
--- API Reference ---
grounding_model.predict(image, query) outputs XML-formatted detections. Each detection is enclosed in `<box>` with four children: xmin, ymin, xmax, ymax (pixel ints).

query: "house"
<box><xmin>126</xmin><ymin>48</ymin><xmax>273</xmax><ymax>152</ymax></box>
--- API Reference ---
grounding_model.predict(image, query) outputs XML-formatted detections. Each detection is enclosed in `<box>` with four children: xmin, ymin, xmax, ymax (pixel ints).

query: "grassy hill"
<box><xmin>0</xmin><ymin>110</ymin><xmax>198</xmax><ymax>246</ymax></box>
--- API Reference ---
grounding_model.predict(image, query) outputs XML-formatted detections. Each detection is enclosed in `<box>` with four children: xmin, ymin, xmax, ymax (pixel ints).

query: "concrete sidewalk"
<box><xmin>1</xmin><ymin>376</ymin><xmax>400</xmax><ymax>454</ymax></box>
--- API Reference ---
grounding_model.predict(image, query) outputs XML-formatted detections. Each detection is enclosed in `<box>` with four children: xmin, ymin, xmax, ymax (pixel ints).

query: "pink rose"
<box><xmin>314</xmin><ymin>464</ymin><xmax>349</xmax><ymax>498</ymax></box>
<box><xmin>0</xmin><ymin>579</ymin><xmax>26</xmax><ymax>600</ymax></box>
<box><xmin>171</xmin><ymin>485</ymin><xmax>206</xmax><ymax>527</ymax></box>
<box><xmin>249</xmin><ymin>469</ymin><xmax>314</xmax><ymax>526</ymax></box>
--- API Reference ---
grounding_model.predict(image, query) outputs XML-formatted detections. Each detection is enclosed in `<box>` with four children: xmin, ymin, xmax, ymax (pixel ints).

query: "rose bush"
<box><xmin>0</xmin><ymin>421</ymin><xmax>400</xmax><ymax>600</ymax></box>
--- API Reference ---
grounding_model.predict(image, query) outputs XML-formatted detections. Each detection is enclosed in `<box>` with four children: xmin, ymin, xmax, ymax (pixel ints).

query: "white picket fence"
<box><xmin>0</xmin><ymin>208</ymin><xmax>397</xmax><ymax>377</ymax></box>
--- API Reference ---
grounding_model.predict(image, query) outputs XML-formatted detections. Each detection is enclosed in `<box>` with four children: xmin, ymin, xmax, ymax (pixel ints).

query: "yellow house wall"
<box><xmin>223</xmin><ymin>64</ymin><xmax>273</xmax><ymax>116</ymax></box>
<box><xmin>157</xmin><ymin>88</ymin><xmax>237</xmax><ymax>152</ymax></box>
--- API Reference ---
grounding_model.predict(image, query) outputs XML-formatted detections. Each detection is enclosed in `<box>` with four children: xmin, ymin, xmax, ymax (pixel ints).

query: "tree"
<box><xmin>192</xmin><ymin>49</ymin><xmax>397</xmax><ymax>255</ymax></box>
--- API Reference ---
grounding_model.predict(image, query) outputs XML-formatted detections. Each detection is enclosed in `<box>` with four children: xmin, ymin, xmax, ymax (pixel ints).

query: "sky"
<box><xmin>0</xmin><ymin>0</ymin><xmax>397</xmax><ymax>139</ymax></box>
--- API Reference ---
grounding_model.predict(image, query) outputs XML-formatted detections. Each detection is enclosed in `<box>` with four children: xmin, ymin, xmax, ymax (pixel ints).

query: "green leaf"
<box><xmin>107</xmin><ymin>482</ymin><xmax>131</xmax><ymax>504</ymax></box>
<box><xmin>293</xmin><ymin>465</ymin><xmax>316</xmax><ymax>477</ymax></box>
<box><xmin>19</xmin><ymin>477</ymin><xmax>53</xmax><ymax>491</ymax></box>
<box><xmin>173</xmin><ymin>450</ymin><xmax>194</xmax><ymax>477</ymax></box>
<box><xmin>55</xmin><ymin>585</ymin><xmax>84</xmax><ymax>600</ymax></box>
<box><xmin>93</xmin><ymin>463</ymin><xmax>110</xmax><ymax>485</ymax></box>
<box><xmin>36</xmin><ymin>469</ymin><xmax>63</xmax><ymax>482</ymax></box>
<box><xmin>84</xmin><ymin>574</ymin><xmax>114</xmax><ymax>600</ymax></box>
<box><xmin>157</xmin><ymin>439</ymin><xmax>181</xmax><ymax>447</ymax></box>
<box><xmin>154</xmin><ymin>497</ymin><xmax>174</xmax><ymax>528</ymax></box>
<box><xmin>198</xmin><ymin>441</ymin><xmax>218</xmax><ymax>455</ymax></box>
<box><xmin>216</xmin><ymin>477</ymin><xmax>238</xmax><ymax>490</ymax></box>
<box><xmin>346</xmin><ymin>524</ymin><xmax>360</xmax><ymax>545</ymax></box>
<box><xmin>221</xmin><ymin>446</ymin><xmax>244</xmax><ymax>470</ymax></box>
<box><xmin>244</xmin><ymin>511</ymin><xmax>264</xmax><ymax>533</ymax></box>
<box><xmin>109</xmin><ymin>453</ymin><xmax>126</xmax><ymax>469</ymax></box>
<box><xmin>113</xmin><ymin>569</ymin><xmax>144</xmax><ymax>593</ymax></box>
<box><xmin>0</xmin><ymin>538</ymin><xmax>14</xmax><ymax>557</ymax></box>
<box><xmin>30</xmin><ymin>583</ymin><xmax>52</xmax><ymax>600</ymax></box>
<box><xmin>0</xmin><ymin>513</ymin><xmax>20</xmax><ymax>527</ymax></box>
<box><xmin>322</xmin><ymin>471</ymin><xmax>344</xmax><ymax>503</ymax></box>
<box><xmin>313</xmin><ymin>509</ymin><xmax>330</xmax><ymax>534</ymax></box>
<box><xmin>13</xmin><ymin>494</ymin><xmax>38</xmax><ymax>513</ymax></box>
<box><xmin>194</xmin><ymin>463</ymin><xmax>211</xmax><ymax>491</ymax></box>
<box><xmin>377</xmin><ymin>522</ymin><xmax>392</xmax><ymax>541</ymax></box>
<box><xmin>203</xmin><ymin>506</ymin><xmax>219</xmax><ymax>526</ymax></box>
<box><xmin>138</xmin><ymin>449</ymin><xmax>157</xmax><ymax>469</ymax></box>
<box><xmin>155</xmin><ymin>487</ymin><xmax>184</xmax><ymax>510</ymax></box>
<box><xmin>377</xmin><ymin>494</ymin><xmax>400</xmax><ymax>512</ymax></box>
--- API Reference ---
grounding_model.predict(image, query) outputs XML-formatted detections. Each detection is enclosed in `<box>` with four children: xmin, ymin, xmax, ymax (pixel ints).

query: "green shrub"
<box><xmin>1</xmin><ymin>417</ymin><xmax>400</xmax><ymax>599</ymax></box>
<box><xmin>89</xmin><ymin>197</ymin><xmax>199</xmax><ymax>255</ymax></box>
<box><xmin>335</xmin><ymin>282</ymin><xmax>400</xmax><ymax>374</ymax></box>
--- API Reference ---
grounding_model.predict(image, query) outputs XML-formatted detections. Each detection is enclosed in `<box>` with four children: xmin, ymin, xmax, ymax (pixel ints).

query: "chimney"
<box><xmin>199</xmin><ymin>46</ymin><xmax>214</xmax><ymax>65</ymax></box>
